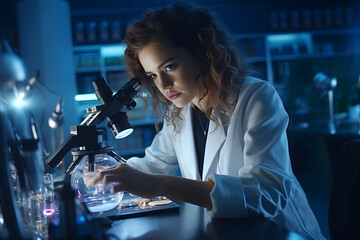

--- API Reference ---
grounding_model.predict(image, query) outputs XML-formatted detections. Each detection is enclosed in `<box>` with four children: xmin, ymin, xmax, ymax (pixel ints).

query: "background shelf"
<box><xmin>73</xmin><ymin>27</ymin><xmax>360</xmax><ymax>160</ymax></box>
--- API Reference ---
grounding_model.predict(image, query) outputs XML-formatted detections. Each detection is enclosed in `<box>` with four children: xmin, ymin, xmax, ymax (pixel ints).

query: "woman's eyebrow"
<box><xmin>145</xmin><ymin>57</ymin><xmax>177</xmax><ymax>74</ymax></box>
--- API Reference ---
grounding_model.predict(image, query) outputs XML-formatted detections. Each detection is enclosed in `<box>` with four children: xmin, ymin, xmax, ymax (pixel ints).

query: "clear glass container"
<box><xmin>70</xmin><ymin>153</ymin><xmax>123</xmax><ymax>213</ymax></box>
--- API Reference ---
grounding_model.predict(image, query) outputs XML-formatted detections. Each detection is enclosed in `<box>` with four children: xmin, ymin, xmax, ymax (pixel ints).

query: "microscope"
<box><xmin>46</xmin><ymin>77</ymin><xmax>140</xmax><ymax>173</ymax></box>
<box><xmin>45</xmin><ymin>76</ymin><xmax>141</xmax><ymax>239</ymax></box>
<box><xmin>0</xmin><ymin>36</ymin><xmax>141</xmax><ymax>238</ymax></box>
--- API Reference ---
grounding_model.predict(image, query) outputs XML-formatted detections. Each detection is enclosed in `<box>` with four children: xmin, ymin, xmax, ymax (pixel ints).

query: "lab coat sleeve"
<box><xmin>207</xmin><ymin>81</ymin><xmax>294</xmax><ymax>219</ymax></box>
<box><xmin>126</xmin><ymin>119</ymin><xmax>179</xmax><ymax>175</ymax></box>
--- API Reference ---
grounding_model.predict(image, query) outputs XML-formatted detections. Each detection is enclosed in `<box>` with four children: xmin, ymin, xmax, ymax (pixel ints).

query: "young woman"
<box><xmin>90</xmin><ymin>3</ymin><xmax>325</xmax><ymax>239</ymax></box>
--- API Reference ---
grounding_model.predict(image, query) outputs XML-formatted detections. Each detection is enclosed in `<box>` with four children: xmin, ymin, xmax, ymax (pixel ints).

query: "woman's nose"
<box><xmin>158</xmin><ymin>73</ymin><xmax>173</xmax><ymax>90</ymax></box>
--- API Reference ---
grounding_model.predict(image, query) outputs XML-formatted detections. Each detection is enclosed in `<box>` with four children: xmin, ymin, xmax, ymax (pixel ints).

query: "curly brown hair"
<box><xmin>124</xmin><ymin>2</ymin><xmax>247</xmax><ymax>131</ymax></box>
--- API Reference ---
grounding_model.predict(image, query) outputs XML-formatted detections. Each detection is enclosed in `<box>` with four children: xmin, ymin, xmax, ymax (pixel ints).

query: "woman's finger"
<box><xmin>98</xmin><ymin>163</ymin><xmax>126</xmax><ymax>175</ymax></box>
<box><xmin>88</xmin><ymin>163</ymin><xmax>126</xmax><ymax>186</ymax></box>
<box><xmin>103</xmin><ymin>174</ymin><xmax>122</xmax><ymax>184</ymax></box>
<box><xmin>111</xmin><ymin>183</ymin><xmax>124</xmax><ymax>194</ymax></box>
<box><xmin>88</xmin><ymin>171</ymin><xmax>106</xmax><ymax>186</ymax></box>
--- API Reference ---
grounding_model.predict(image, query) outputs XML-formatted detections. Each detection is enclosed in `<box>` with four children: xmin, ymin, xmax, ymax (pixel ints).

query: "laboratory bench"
<box><xmin>103</xmin><ymin>199</ymin><xmax>309</xmax><ymax>240</ymax></box>
<box><xmin>43</xmin><ymin>191</ymin><xmax>309</xmax><ymax>240</ymax></box>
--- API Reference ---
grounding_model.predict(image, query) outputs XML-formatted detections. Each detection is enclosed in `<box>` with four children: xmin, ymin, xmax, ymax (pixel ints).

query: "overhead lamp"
<box><xmin>0</xmin><ymin>38</ymin><xmax>26</xmax><ymax>89</ymax></box>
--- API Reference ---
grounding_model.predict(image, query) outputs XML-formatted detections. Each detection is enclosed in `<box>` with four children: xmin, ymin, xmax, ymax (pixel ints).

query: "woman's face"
<box><xmin>138</xmin><ymin>41</ymin><xmax>203</xmax><ymax>109</ymax></box>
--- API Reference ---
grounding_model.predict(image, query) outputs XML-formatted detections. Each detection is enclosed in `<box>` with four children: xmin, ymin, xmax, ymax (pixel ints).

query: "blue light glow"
<box><xmin>52</xmin><ymin>220</ymin><xmax>60</xmax><ymax>226</ymax></box>
<box><xmin>79</xmin><ymin>216</ymin><xmax>85</xmax><ymax>222</ymax></box>
<box><xmin>286</xmin><ymin>232</ymin><xmax>307</xmax><ymax>240</ymax></box>
<box><xmin>100</xmin><ymin>44</ymin><xmax>126</xmax><ymax>57</ymax></box>
<box><xmin>266</xmin><ymin>33</ymin><xmax>311</xmax><ymax>44</ymax></box>
<box><xmin>74</xmin><ymin>93</ymin><xmax>97</xmax><ymax>101</ymax></box>
<box><xmin>13</xmin><ymin>92</ymin><xmax>27</xmax><ymax>108</ymax></box>
<box><xmin>116</xmin><ymin>128</ymin><xmax>133</xmax><ymax>139</ymax></box>
<box><xmin>267</xmin><ymin>34</ymin><xmax>298</xmax><ymax>42</ymax></box>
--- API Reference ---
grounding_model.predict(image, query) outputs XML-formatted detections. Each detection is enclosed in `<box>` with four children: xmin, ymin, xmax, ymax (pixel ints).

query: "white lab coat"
<box><xmin>126</xmin><ymin>76</ymin><xmax>325</xmax><ymax>240</ymax></box>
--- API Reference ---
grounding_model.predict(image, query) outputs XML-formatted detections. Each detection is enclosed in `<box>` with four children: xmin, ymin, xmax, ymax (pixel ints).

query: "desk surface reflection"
<box><xmin>105</xmin><ymin>201</ymin><xmax>308</xmax><ymax>240</ymax></box>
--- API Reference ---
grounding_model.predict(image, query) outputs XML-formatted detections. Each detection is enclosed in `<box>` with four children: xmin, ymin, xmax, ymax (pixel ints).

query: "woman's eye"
<box><xmin>165</xmin><ymin>64</ymin><xmax>176</xmax><ymax>71</ymax></box>
<box><xmin>148</xmin><ymin>74</ymin><xmax>157</xmax><ymax>80</ymax></box>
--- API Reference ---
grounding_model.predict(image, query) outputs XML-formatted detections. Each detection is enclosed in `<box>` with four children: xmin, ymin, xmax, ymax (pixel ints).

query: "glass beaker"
<box><xmin>43</xmin><ymin>174</ymin><xmax>56</xmax><ymax>216</ymax></box>
<box><xmin>70</xmin><ymin>153</ymin><xmax>123</xmax><ymax>212</ymax></box>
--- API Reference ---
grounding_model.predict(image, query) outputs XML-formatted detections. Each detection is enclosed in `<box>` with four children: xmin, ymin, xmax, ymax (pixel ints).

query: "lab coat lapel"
<box><xmin>203</xmin><ymin>115</ymin><xmax>226</xmax><ymax>180</ymax></box>
<box><xmin>174</xmin><ymin>105</ymin><xmax>200</xmax><ymax>180</ymax></box>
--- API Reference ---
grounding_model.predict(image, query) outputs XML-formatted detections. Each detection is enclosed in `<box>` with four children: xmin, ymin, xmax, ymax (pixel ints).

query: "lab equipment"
<box><xmin>46</xmin><ymin>77</ymin><xmax>141</xmax><ymax>212</ymax></box>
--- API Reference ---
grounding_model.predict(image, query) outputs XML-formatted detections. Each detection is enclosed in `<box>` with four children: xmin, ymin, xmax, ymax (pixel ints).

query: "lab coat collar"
<box><xmin>174</xmin><ymin>104</ymin><xmax>227</xmax><ymax>180</ymax></box>
<box><xmin>174</xmin><ymin>104</ymin><xmax>199</xmax><ymax>180</ymax></box>
<box><xmin>203</xmin><ymin>111</ymin><xmax>227</xmax><ymax>180</ymax></box>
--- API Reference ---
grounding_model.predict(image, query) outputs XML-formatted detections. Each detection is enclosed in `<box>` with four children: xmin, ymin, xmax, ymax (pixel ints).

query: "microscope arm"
<box><xmin>108</xmin><ymin>151</ymin><xmax>127</xmax><ymax>164</ymax></box>
<box><xmin>45</xmin><ymin>125</ymin><xmax>98</xmax><ymax>173</ymax></box>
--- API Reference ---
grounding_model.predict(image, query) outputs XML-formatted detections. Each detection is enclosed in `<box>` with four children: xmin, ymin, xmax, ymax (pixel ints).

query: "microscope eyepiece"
<box><xmin>92</xmin><ymin>77</ymin><xmax>114</xmax><ymax>105</ymax></box>
<box><xmin>92</xmin><ymin>77</ymin><xmax>141</xmax><ymax>139</ymax></box>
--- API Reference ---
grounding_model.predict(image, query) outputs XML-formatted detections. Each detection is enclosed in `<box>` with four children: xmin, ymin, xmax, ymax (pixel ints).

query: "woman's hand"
<box><xmin>89</xmin><ymin>164</ymin><xmax>214</xmax><ymax>210</ymax></box>
<box><xmin>83</xmin><ymin>165</ymin><xmax>107</xmax><ymax>188</ymax></box>
<box><xmin>89</xmin><ymin>164</ymin><xmax>160</xmax><ymax>199</ymax></box>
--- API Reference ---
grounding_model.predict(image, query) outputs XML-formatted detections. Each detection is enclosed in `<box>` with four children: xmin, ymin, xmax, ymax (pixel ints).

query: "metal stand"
<box><xmin>45</xmin><ymin>77</ymin><xmax>140</xmax><ymax>174</ymax></box>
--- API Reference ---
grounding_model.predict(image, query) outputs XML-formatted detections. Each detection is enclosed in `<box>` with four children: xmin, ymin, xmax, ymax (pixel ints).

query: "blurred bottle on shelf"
<box><xmin>290</xmin><ymin>11</ymin><xmax>300</xmax><ymax>29</ymax></box>
<box><xmin>74</xmin><ymin>22</ymin><xmax>85</xmax><ymax>43</ymax></box>
<box><xmin>279</xmin><ymin>12</ymin><xmax>288</xmax><ymax>29</ymax></box>
<box><xmin>99</xmin><ymin>21</ymin><xmax>109</xmax><ymax>42</ymax></box>
<box><xmin>87</xmin><ymin>22</ymin><xmax>97</xmax><ymax>42</ymax></box>
<box><xmin>324</xmin><ymin>9</ymin><xmax>333</xmax><ymax>27</ymax></box>
<box><xmin>111</xmin><ymin>21</ymin><xmax>122</xmax><ymax>41</ymax></box>
<box><xmin>334</xmin><ymin>8</ymin><xmax>344</xmax><ymax>27</ymax></box>
<box><xmin>302</xmin><ymin>10</ymin><xmax>312</xmax><ymax>28</ymax></box>
<box><xmin>313</xmin><ymin>10</ymin><xmax>323</xmax><ymax>28</ymax></box>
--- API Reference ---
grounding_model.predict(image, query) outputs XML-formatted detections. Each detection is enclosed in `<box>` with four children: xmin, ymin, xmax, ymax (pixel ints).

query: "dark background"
<box><xmin>1</xmin><ymin>0</ymin><xmax>359</xmax><ymax>48</ymax></box>
<box><xmin>1</xmin><ymin>1</ymin><xmax>360</xmax><ymax>239</ymax></box>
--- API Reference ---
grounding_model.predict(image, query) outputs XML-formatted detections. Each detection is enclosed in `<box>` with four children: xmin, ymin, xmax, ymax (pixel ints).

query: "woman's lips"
<box><xmin>168</xmin><ymin>92</ymin><xmax>181</xmax><ymax>100</ymax></box>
